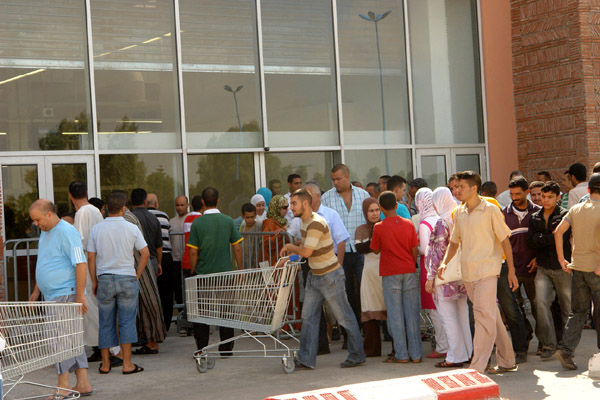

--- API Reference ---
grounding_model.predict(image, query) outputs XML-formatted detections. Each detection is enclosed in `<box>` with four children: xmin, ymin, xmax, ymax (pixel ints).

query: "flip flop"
<box><xmin>98</xmin><ymin>364</ymin><xmax>111</xmax><ymax>374</ymax></box>
<box><xmin>67</xmin><ymin>391</ymin><xmax>93</xmax><ymax>397</ymax></box>
<box><xmin>435</xmin><ymin>360</ymin><xmax>464</xmax><ymax>368</ymax></box>
<box><xmin>132</xmin><ymin>345</ymin><xmax>158</xmax><ymax>355</ymax></box>
<box><xmin>122</xmin><ymin>364</ymin><xmax>144</xmax><ymax>375</ymax></box>
<box><xmin>383</xmin><ymin>356</ymin><xmax>409</xmax><ymax>363</ymax></box>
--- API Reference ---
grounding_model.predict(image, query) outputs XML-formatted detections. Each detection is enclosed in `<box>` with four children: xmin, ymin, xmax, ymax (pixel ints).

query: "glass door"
<box><xmin>416</xmin><ymin>148</ymin><xmax>487</xmax><ymax>189</ymax></box>
<box><xmin>44</xmin><ymin>156</ymin><xmax>96</xmax><ymax>219</ymax></box>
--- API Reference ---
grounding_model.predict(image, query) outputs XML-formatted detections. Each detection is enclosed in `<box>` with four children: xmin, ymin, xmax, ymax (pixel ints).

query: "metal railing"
<box><xmin>2</xmin><ymin>238</ymin><xmax>39</xmax><ymax>302</ymax></box>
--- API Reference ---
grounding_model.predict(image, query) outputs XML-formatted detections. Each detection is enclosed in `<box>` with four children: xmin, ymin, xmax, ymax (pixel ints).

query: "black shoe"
<box><xmin>87</xmin><ymin>349</ymin><xmax>102</xmax><ymax>363</ymax></box>
<box><xmin>383</xmin><ymin>333</ymin><xmax>392</xmax><ymax>342</ymax></box>
<box><xmin>554</xmin><ymin>349</ymin><xmax>577</xmax><ymax>370</ymax></box>
<box><xmin>331</xmin><ymin>326</ymin><xmax>341</xmax><ymax>341</ymax></box>
<box><xmin>317</xmin><ymin>347</ymin><xmax>330</xmax><ymax>355</ymax></box>
<box><xmin>515</xmin><ymin>351</ymin><xmax>527</xmax><ymax>364</ymax></box>
<box><xmin>340</xmin><ymin>359</ymin><xmax>365</xmax><ymax>368</ymax></box>
<box><xmin>110</xmin><ymin>355</ymin><xmax>123</xmax><ymax>367</ymax></box>
<box><xmin>294</xmin><ymin>359</ymin><xmax>313</xmax><ymax>370</ymax></box>
<box><xmin>540</xmin><ymin>348</ymin><xmax>554</xmax><ymax>360</ymax></box>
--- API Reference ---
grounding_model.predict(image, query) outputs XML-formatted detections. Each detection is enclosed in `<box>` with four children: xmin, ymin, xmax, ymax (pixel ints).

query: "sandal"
<box><xmin>383</xmin><ymin>356</ymin><xmax>409</xmax><ymax>363</ymax></box>
<box><xmin>132</xmin><ymin>345</ymin><xmax>158</xmax><ymax>355</ymax></box>
<box><xmin>122</xmin><ymin>364</ymin><xmax>144</xmax><ymax>375</ymax></box>
<box><xmin>98</xmin><ymin>364</ymin><xmax>111</xmax><ymax>374</ymax></box>
<box><xmin>435</xmin><ymin>360</ymin><xmax>464</xmax><ymax>368</ymax></box>
<box><xmin>411</xmin><ymin>358</ymin><xmax>422</xmax><ymax>363</ymax></box>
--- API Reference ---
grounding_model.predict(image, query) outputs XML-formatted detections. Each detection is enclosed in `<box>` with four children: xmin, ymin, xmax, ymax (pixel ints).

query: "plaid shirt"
<box><xmin>322</xmin><ymin>185</ymin><xmax>370</xmax><ymax>252</ymax></box>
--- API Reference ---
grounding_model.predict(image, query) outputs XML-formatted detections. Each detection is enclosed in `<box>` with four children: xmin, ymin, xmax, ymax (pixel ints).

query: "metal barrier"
<box><xmin>2</xmin><ymin>238</ymin><xmax>39</xmax><ymax>302</ymax></box>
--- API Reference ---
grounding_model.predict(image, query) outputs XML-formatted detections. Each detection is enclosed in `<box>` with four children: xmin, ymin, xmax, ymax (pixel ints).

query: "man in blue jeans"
<box><xmin>88</xmin><ymin>192</ymin><xmax>150</xmax><ymax>375</ymax></box>
<box><xmin>281</xmin><ymin>189</ymin><xmax>365</xmax><ymax>369</ymax></box>
<box><xmin>370</xmin><ymin>191</ymin><xmax>422</xmax><ymax>363</ymax></box>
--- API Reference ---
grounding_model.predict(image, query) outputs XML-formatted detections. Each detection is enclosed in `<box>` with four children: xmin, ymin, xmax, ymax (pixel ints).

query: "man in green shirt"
<box><xmin>187</xmin><ymin>187</ymin><xmax>243</xmax><ymax>354</ymax></box>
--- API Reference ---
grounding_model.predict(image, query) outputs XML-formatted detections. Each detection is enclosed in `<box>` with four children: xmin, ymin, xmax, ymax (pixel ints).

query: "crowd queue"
<box><xmin>27</xmin><ymin>161</ymin><xmax>600</xmax><ymax>397</ymax></box>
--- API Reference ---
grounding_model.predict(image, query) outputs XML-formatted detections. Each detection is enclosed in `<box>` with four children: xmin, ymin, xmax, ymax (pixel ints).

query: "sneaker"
<box><xmin>540</xmin><ymin>348</ymin><xmax>554</xmax><ymax>360</ymax></box>
<box><xmin>340</xmin><ymin>359</ymin><xmax>365</xmax><ymax>368</ymax></box>
<box><xmin>554</xmin><ymin>349</ymin><xmax>577</xmax><ymax>370</ymax></box>
<box><xmin>515</xmin><ymin>351</ymin><xmax>527</xmax><ymax>364</ymax></box>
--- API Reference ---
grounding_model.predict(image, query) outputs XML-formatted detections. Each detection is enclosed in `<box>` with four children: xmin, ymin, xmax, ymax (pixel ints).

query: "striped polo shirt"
<box><xmin>301</xmin><ymin>212</ymin><xmax>340</xmax><ymax>276</ymax></box>
<box><xmin>149</xmin><ymin>208</ymin><xmax>172</xmax><ymax>253</ymax></box>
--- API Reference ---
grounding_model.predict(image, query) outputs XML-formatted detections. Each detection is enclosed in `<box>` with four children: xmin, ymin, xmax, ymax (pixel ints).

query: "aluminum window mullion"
<box><xmin>173</xmin><ymin>0</ymin><xmax>189</xmax><ymax>201</ymax></box>
<box><xmin>84</xmin><ymin>0</ymin><xmax>100</xmax><ymax>196</ymax></box>
<box><xmin>256</xmin><ymin>0</ymin><xmax>269</xmax><ymax>150</ymax></box>
<box><xmin>476</xmin><ymin>0</ymin><xmax>490</xmax><ymax>181</ymax></box>
<box><xmin>403</xmin><ymin>0</ymin><xmax>417</xmax><ymax>179</ymax></box>
<box><xmin>331</xmin><ymin>0</ymin><xmax>345</xmax><ymax>164</ymax></box>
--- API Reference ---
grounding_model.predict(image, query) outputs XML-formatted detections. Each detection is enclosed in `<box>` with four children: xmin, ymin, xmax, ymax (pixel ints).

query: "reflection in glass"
<box><xmin>91</xmin><ymin>0</ymin><xmax>180</xmax><ymax>150</ymax></box>
<box><xmin>180</xmin><ymin>0</ymin><xmax>262</xmax><ymax>149</ymax></box>
<box><xmin>456</xmin><ymin>154</ymin><xmax>480</xmax><ymax>174</ymax></box>
<box><xmin>265</xmin><ymin>152</ymin><xmax>333</xmax><ymax>194</ymax></box>
<box><xmin>100</xmin><ymin>154</ymin><xmax>184</xmax><ymax>217</ymax></box>
<box><xmin>409</xmin><ymin>0</ymin><xmax>483</xmax><ymax>144</ymax></box>
<box><xmin>187</xmin><ymin>154</ymin><xmax>255</xmax><ymax>218</ymax></box>
<box><xmin>0</xmin><ymin>1</ymin><xmax>92</xmax><ymax>151</ymax></box>
<box><xmin>1</xmin><ymin>165</ymin><xmax>39</xmax><ymax>240</ymax></box>
<box><xmin>421</xmin><ymin>155</ymin><xmax>447</xmax><ymax>189</ymax></box>
<box><xmin>344</xmin><ymin>149</ymin><xmax>412</xmax><ymax>186</ymax></box>
<box><xmin>338</xmin><ymin>1</ymin><xmax>410</xmax><ymax>148</ymax></box>
<box><xmin>52</xmin><ymin>164</ymin><xmax>87</xmax><ymax>218</ymax></box>
<box><xmin>262</xmin><ymin>0</ymin><xmax>338</xmax><ymax>147</ymax></box>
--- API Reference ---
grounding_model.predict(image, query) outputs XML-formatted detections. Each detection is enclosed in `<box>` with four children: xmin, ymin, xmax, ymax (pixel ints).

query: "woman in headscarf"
<box><xmin>355</xmin><ymin>197</ymin><xmax>386</xmax><ymax>357</ymax></box>
<box><xmin>261</xmin><ymin>194</ymin><xmax>289</xmax><ymax>264</ymax></box>
<box><xmin>415</xmin><ymin>188</ymin><xmax>449</xmax><ymax>359</ymax></box>
<box><xmin>257</xmin><ymin>187</ymin><xmax>272</xmax><ymax>207</ymax></box>
<box><xmin>425</xmin><ymin>187</ymin><xmax>471</xmax><ymax>368</ymax></box>
<box><xmin>250</xmin><ymin>194</ymin><xmax>267</xmax><ymax>224</ymax></box>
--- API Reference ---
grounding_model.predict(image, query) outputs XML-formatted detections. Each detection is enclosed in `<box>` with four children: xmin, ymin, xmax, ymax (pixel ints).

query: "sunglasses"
<box><xmin>281</xmin><ymin>205</ymin><xmax>289</xmax><ymax>210</ymax></box>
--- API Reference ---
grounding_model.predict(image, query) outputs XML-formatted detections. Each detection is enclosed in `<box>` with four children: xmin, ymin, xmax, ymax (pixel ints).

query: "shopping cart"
<box><xmin>0</xmin><ymin>302</ymin><xmax>85</xmax><ymax>400</ymax></box>
<box><xmin>186</xmin><ymin>256</ymin><xmax>300</xmax><ymax>374</ymax></box>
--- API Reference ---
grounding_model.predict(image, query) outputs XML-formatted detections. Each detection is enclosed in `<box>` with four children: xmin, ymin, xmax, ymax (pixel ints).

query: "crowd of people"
<box><xmin>27</xmin><ymin>160</ymin><xmax>600</xmax><ymax>397</ymax></box>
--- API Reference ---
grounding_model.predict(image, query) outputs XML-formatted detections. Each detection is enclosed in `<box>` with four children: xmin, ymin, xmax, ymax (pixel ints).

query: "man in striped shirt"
<box><xmin>147</xmin><ymin>193</ymin><xmax>176</xmax><ymax>331</ymax></box>
<box><xmin>281</xmin><ymin>189</ymin><xmax>365</xmax><ymax>370</ymax></box>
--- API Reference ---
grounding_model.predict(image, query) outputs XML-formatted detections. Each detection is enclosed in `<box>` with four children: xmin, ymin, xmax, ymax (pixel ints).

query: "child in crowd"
<box><xmin>240</xmin><ymin>203</ymin><xmax>262</xmax><ymax>268</ymax></box>
<box><xmin>371</xmin><ymin>191</ymin><xmax>422</xmax><ymax>363</ymax></box>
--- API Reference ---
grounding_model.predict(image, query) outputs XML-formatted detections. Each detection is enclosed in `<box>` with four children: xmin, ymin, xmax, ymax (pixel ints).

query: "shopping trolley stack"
<box><xmin>0</xmin><ymin>302</ymin><xmax>84</xmax><ymax>400</ymax></box>
<box><xmin>186</xmin><ymin>256</ymin><xmax>300</xmax><ymax>374</ymax></box>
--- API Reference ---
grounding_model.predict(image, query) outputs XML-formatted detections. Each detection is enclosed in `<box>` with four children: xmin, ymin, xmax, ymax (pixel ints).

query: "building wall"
<box><xmin>481</xmin><ymin>0</ymin><xmax>519</xmax><ymax>191</ymax></box>
<box><xmin>511</xmin><ymin>0</ymin><xmax>591</xmax><ymax>183</ymax></box>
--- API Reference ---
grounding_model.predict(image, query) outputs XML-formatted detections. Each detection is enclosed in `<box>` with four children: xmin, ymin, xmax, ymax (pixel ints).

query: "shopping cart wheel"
<box><xmin>282</xmin><ymin>357</ymin><xmax>295</xmax><ymax>374</ymax></box>
<box><xmin>207</xmin><ymin>356</ymin><xmax>216</xmax><ymax>369</ymax></box>
<box><xmin>196</xmin><ymin>357</ymin><xmax>209</xmax><ymax>373</ymax></box>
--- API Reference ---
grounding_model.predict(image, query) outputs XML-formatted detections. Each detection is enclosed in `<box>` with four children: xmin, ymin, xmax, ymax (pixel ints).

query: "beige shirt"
<box><xmin>564</xmin><ymin>199</ymin><xmax>600</xmax><ymax>272</ymax></box>
<box><xmin>450</xmin><ymin>198</ymin><xmax>512</xmax><ymax>282</ymax></box>
<box><xmin>568</xmin><ymin>182</ymin><xmax>588</xmax><ymax>209</ymax></box>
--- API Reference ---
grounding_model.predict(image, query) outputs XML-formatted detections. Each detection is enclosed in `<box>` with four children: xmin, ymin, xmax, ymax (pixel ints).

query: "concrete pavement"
<box><xmin>6</xmin><ymin>328</ymin><xmax>600</xmax><ymax>399</ymax></box>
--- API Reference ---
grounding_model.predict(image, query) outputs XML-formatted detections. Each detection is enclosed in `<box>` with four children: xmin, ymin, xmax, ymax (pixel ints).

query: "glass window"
<box><xmin>344</xmin><ymin>149</ymin><xmax>413</xmax><ymax>186</ymax></box>
<box><xmin>420</xmin><ymin>155</ymin><xmax>447</xmax><ymax>189</ymax></box>
<box><xmin>265</xmin><ymin>152</ymin><xmax>333</xmax><ymax>195</ymax></box>
<box><xmin>52</xmin><ymin>163</ymin><xmax>87</xmax><ymax>218</ymax></box>
<box><xmin>455</xmin><ymin>154</ymin><xmax>481</xmax><ymax>174</ymax></box>
<box><xmin>99</xmin><ymin>154</ymin><xmax>184</xmax><ymax>217</ymax></box>
<box><xmin>180</xmin><ymin>0</ymin><xmax>263</xmax><ymax>149</ymax></box>
<box><xmin>337</xmin><ymin>1</ymin><xmax>411</xmax><ymax>145</ymax></box>
<box><xmin>262</xmin><ymin>0</ymin><xmax>338</xmax><ymax>147</ymax></box>
<box><xmin>408</xmin><ymin>0</ymin><xmax>483</xmax><ymax>144</ymax></box>
<box><xmin>91</xmin><ymin>0</ymin><xmax>180</xmax><ymax>150</ymax></box>
<box><xmin>0</xmin><ymin>1</ymin><xmax>92</xmax><ymax>151</ymax></box>
<box><xmin>1</xmin><ymin>165</ymin><xmax>39</xmax><ymax>240</ymax></box>
<box><xmin>187</xmin><ymin>153</ymin><xmax>256</xmax><ymax>218</ymax></box>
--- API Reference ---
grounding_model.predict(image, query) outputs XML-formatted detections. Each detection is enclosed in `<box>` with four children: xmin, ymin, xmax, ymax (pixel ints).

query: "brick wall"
<box><xmin>512</xmin><ymin>0</ymin><xmax>600</xmax><ymax>184</ymax></box>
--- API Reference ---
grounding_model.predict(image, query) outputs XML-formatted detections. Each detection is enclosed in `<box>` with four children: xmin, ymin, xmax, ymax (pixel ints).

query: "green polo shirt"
<box><xmin>186</xmin><ymin>210</ymin><xmax>243</xmax><ymax>275</ymax></box>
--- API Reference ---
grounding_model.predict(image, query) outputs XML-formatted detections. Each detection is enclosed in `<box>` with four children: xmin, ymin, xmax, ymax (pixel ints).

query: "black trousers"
<box><xmin>193</xmin><ymin>323</ymin><xmax>234</xmax><ymax>355</ymax></box>
<box><xmin>157</xmin><ymin>252</ymin><xmax>176</xmax><ymax>331</ymax></box>
<box><xmin>173</xmin><ymin>260</ymin><xmax>184</xmax><ymax>305</ymax></box>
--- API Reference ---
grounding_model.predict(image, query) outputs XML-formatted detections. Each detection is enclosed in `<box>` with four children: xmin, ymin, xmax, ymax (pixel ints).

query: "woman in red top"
<box><xmin>261</xmin><ymin>195</ymin><xmax>289</xmax><ymax>264</ymax></box>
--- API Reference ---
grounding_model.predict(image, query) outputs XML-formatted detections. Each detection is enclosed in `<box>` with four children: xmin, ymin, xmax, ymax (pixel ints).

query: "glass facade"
<box><xmin>0</xmin><ymin>0</ymin><xmax>485</xmax><ymax>221</ymax></box>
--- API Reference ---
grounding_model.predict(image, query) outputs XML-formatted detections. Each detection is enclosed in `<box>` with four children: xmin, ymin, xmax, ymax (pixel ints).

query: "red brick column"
<box><xmin>511</xmin><ymin>0</ymin><xmax>594</xmax><ymax>182</ymax></box>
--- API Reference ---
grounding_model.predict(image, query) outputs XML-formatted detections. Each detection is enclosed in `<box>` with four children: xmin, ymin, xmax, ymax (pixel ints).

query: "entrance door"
<box><xmin>1</xmin><ymin>156</ymin><xmax>95</xmax><ymax>240</ymax></box>
<box><xmin>415</xmin><ymin>148</ymin><xmax>486</xmax><ymax>188</ymax></box>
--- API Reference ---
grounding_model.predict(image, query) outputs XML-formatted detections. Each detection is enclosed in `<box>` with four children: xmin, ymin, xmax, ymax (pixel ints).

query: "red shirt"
<box><xmin>181</xmin><ymin>212</ymin><xmax>202</xmax><ymax>270</ymax></box>
<box><xmin>370</xmin><ymin>216</ymin><xmax>418</xmax><ymax>276</ymax></box>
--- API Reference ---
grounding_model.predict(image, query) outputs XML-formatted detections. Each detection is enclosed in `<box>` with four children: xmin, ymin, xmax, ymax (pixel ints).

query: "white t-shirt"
<box><xmin>74</xmin><ymin>204</ymin><xmax>104</xmax><ymax>249</ymax></box>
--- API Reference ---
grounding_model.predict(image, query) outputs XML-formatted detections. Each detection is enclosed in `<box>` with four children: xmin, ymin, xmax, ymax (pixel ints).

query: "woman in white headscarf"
<box><xmin>251</xmin><ymin>194</ymin><xmax>267</xmax><ymax>224</ymax></box>
<box><xmin>415</xmin><ymin>188</ymin><xmax>449</xmax><ymax>359</ymax></box>
<box><xmin>424</xmin><ymin>187</ymin><xmax>472</xmax><ymax>368</ymax></box>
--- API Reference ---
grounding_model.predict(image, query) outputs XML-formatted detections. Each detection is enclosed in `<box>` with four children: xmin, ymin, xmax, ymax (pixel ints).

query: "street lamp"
<box><xmin>225</xmin><ymin>85</ymin><xmax>244</xmax><ymax>179</ymax></box>
<box><xmin>360</xmin><ymin>10</ymin><xmax>392</xmax><ymax>174</ymax></box>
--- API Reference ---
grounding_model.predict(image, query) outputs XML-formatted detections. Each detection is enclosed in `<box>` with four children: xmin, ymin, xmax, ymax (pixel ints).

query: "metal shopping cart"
<box><xmin>186</xmin><ymin>256</ymin><xmax>300</xmax><ymax>374</ymax></box>
<box><xmin>0</xmin><ymin>302</ymin><xmax>84</xmax><ymax>400</ymax></box>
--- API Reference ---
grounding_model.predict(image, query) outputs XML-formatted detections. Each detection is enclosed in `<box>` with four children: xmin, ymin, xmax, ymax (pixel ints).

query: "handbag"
<box><xmin>435</xmin><ymin>248</ymin><xmax>462</xmax><ymax>286</ymax></box>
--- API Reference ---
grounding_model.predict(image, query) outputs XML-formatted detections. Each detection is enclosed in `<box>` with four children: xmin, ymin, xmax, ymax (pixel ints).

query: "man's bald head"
<box><xmin>29</xmin><ymin>199</ymin><xmax>56</xmax><ymax>215</ymax></box>
<box><xmin>146</xmin><ymin>193</ymin><xmax>159</xmax><ymax>208</ymax></box>
<box><xmin>29</xmin><ymin>199</ymin><xmax>60</xmax><ymax>231</ymax></box>
<box><xmin>303</xmin><ymin>182</ymin><xmax>322</xmax><ymax>211</ymax></box>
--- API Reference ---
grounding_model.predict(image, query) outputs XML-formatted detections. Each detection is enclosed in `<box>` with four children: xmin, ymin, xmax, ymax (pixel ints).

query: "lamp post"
<box><xmin>360</xmin><ymin>10</ymin><xmax>392</xmax><ymax>174</ymax></box>
<box><xmin>225</xmin><ymin>85</ymin><xmax>243</xmax><ymax>179</ymax></box>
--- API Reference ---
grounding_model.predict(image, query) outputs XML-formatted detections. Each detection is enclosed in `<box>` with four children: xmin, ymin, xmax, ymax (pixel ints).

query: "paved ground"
<box><xmin>6</xmin><ymin>327</ymin><xmax>600</xmax><ymax>399</ymax></box>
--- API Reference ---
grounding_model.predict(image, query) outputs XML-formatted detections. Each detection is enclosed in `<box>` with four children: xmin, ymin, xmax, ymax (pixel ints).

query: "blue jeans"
<box><xmin>382</xmin><ymin>273</ymin><xmax>422</xmax><ymax>360</ymax></box>
<box><xmin>97</xmin><ymin>274</ymin><xmax>139</xmax><ymax>349</ymax></box>
<box><xmin>535</xmin><ymin>268</ymin><xmax>572</xmax><ymax>350</ymax></box>
<box><xmin>298</xmin><ymin>268</ymin><xmax>365</xmax><ymax>368</ymax></box>
<box><xmin>558</xmin><ymin>270</ymin><xmax>600</xmax><ymax>356</ymax></box>
<box><xmin>497</xmin><ymin>263</ymin><xmax>528</xmax><ymax>353</ymax></box>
